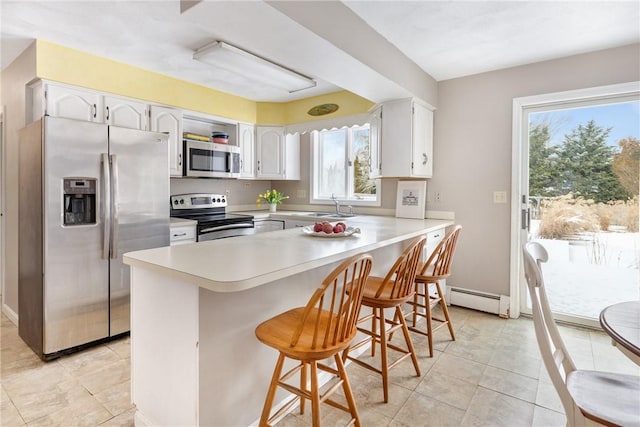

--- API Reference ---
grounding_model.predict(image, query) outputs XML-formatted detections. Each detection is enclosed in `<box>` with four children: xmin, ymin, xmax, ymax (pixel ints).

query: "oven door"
<box><xmin>198</xmin><ymin>223</ymin><xmax>254</xmax><ymax>241</ymax></box>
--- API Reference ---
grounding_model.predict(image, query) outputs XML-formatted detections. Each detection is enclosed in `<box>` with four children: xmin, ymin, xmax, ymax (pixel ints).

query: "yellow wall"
<box><xmin>35</xmin><ymin>40</ymin><xmax>374</xmax><ymax>125</ymax></box>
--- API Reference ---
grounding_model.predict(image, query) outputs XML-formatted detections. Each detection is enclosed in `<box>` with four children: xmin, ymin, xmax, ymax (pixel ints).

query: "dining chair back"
<box><xmin>523</xmin><ymin>241</ymin><xmax>640</xmax><ymax>427</ymax></box>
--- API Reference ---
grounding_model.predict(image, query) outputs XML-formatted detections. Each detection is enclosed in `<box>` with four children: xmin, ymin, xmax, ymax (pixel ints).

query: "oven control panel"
<box><xmin>171</xmin><ymin>193</ymin><xmax>227</xmax><ymax>209</ymax></box>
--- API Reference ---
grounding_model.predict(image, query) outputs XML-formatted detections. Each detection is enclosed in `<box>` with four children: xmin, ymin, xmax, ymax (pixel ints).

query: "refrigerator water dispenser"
<box><xmin>63</xmin><ymin>178</ymin><xmax>96</xmax><ymax>225</ymax></box>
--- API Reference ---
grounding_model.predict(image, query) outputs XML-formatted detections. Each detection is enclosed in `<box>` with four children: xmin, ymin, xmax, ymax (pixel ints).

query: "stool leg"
<box><xmin>310</xmin><ymin>361</ymin><xmax>321</xmax><ymax>427</ymax></box>
<box><xmin>259</xmin><ymin>353</ymin><xmax>286</xmax><ymax>427</ymax></box>
<box><xmin>412</xmin><ymin>282</ymin><xmax>421</xmax><ymax>327</ymax></box>
<box><xmin>379</xmin><ymin>307</ymin><xmax>390</xmax><ymax>403</ymax></box>
<box><xmin>300</xmin><ymin>361</ymin><xmax>307</xmax><ymax>415</ymax></box>
<box><xmin>397</xmin><ymin>306</ymin><xmax>421</xmax><ymax>377</ymax></box>
<box><xmin>425</xmin><ymin>283</ymin><xmax>434</xmax><ymax>357</ymax></box>
<box><xmin>436</xmin><ymin>282</ymin><xmax>455</xmax><ymax>340</ymax></box>
<box><xmin>370</xmin><ymin>307</ymin><xmax>377</xmax><ymax>357</ymax></box>
<box><xmin>335</xmin><ymin>353</ymin><xmax>361</xmax><ymax>427</ymax></box>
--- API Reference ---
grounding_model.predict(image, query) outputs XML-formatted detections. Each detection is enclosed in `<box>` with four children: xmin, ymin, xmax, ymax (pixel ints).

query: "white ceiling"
<box><xmin>1</xmin><ymin>1</ymin><xmax>638</xmax><ymax>103</ymax></box>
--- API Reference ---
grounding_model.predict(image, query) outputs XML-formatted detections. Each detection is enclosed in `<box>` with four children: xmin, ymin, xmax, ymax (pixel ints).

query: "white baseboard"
<box><xmin>2</xmin><ymin>303</ymin><xmax>18</xmax><ymax>326</ymax></box>
<box><xmin>446</xmin><ymin>286</ymin><xmax>510</xmax><ymax>318</ymax></box>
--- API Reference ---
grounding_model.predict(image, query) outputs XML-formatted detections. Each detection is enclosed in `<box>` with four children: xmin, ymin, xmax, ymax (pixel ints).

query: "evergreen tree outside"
<box><xmin>529</xmin><ymin>122</ymin><xmax>561</xmax><ymax>197</ymax></box>
<box><xmin>555</xmin><ymin>120</ymin><xmax>629</xmax><ymax>202</ymax></box>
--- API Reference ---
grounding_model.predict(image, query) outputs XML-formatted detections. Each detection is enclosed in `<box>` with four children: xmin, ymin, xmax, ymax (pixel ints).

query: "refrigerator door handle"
<box><xmin>102</xmin><ymin>153</ymin><xmax>111</xmax><ymax>259</ymax></box>
<box><xmin>110</xmin><ymin>154</ymin><xmax>119</xmax><ymax>259</ymax></box>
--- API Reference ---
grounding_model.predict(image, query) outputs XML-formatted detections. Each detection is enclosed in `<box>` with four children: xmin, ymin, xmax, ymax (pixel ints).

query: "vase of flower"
<box><xmin>257</xmin><ymin>189</ymin><xmax>289</xmax><ymax>212</ymax></box>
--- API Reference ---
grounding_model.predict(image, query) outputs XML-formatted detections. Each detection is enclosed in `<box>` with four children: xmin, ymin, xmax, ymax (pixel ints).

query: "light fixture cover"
<box><xmin>193</xmin><ymin>41</ymin><xmax>317</xmax><ymax>93</ymax></box>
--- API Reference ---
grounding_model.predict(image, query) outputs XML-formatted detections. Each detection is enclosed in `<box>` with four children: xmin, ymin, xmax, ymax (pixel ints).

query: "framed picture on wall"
<box><xmin>395</xmin><ymin>181</ymin><xmax>427</xmax><ymax>219</ymax></box>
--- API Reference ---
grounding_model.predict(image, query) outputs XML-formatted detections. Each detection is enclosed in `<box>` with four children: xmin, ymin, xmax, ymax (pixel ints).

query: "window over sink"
<box><xmin>311</xmin><ymin>124</ymin><xmax>381</xmax><ymax>206</ymax></box>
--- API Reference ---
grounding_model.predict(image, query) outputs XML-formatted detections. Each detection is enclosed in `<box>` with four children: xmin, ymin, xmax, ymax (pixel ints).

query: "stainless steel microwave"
<box><xmin>183</xmin><ymin>140</ymin><xmax>241</xmax><ymax>178</ymax></box>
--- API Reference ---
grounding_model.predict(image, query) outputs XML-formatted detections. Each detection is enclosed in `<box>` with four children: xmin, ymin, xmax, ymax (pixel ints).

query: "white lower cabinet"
<box><xmin>284</xmin><ymin>219</ymin><xmax>312</xmax><ymax>229</ymax></box>
<box><xmin>253</xmin><ymin>219</ymin><xmax>285</xmax><ymax>233</ymax></box>
<box><xmin>170</xmin><ymin>222</ymin><xmax>197</xmax><ymax>246</ymax></box>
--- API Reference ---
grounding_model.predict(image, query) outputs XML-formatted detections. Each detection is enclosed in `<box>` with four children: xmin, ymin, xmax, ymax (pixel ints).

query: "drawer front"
<box><xmin>424</xmin><ymin>228</ymin><xmax>445</xmax><ymax>261</ymax></box>
<box><xmin>170</xmin><ymin>225</ymin><xmax>196</xmax><ymax>243</ymax></box>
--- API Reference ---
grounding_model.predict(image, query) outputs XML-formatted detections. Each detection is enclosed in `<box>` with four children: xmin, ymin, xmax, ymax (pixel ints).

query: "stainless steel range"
<box><xmin>170</xmin><ymin>193</ymin><xmax>254</xmax><ymax>241</ymax></box>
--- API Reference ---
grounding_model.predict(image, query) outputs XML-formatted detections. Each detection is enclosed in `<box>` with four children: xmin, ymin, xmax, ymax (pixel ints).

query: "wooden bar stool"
<box><xmin>255</xmin><ymin>254</ymin><xmax>373</xmax><ymax>427</ymax></box>
<box><xmin>343</xmin><ymin>236</ymin><xmax>426</xmax><ymax>403</ymax></box>
<box><xmin>403</xmin><ymin>225</ymin><xmax>461</xmax><ymax>357</ymax></box>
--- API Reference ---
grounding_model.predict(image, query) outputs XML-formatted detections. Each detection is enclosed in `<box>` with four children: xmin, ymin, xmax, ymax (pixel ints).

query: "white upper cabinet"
<box><xmin>379</xmin><ymin>98</ymin><xmax>434</xmax><ymax>178</ymax></box>
<box><xmin>369</xmin><ymin>105</ymin><xmax>383</xmax><ymax>179</ymax></box>
<box><xmin>42</xmin><ymin>83</ymin><xmax>102</xmax><ymax>122</ymax></box>
<box><xmin>104</xmin><ymin>96</ymin><xmax>148</xmax><ymax>130</ymax></box>
<box><xmin>150</xmin><ymin>105</ymin><xmax>183</xmax><ymax>177</ymax></box>
<box><xmin>238</xmin><ymin>123</ymin><xmax>255</xmax><ymax>179</ymax></box>
<box><xmin>256</xmin><ymin>126</ymin><xmax>284</xmax><ymax>179</ymax></box>
<box><xmin>256</xmin><ymin>126</ymin><xmax>300</xmax><ymax>180</ymax></box>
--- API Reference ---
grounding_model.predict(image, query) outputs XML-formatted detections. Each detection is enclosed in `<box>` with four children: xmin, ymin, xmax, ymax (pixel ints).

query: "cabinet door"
<box><xmin>150</xmin><ymin>106</ymin><xmax>183</xmax><ymax>177</ymax></box>
<box><xmin>45</xmin><ymin>84</ymin><xmax>101</xmax><ymax>122</ymax></box>
<box><xmin>411</xmin><ymin>102</ymin><xmax>433</xmax><ymax>178</ymax></box>
<box><xmin>104</xmin><ymin>96</ymin><xmax>148</xmax><ymax>130</ymax></box>
<box><xmin>283</xmin><ymin>133</ymin><xmax>300</xmax><ymax>180</ymax></box>
<box><xmin>238</xmin><ymin>123</ymin><xmax>255</xmax><ymax>179</ymax></box>
<box><xmin>256</xmin><ymin>126</ymin><xmax>285</xmax><ymax>179</ymax></box>
<box><xmin>369</xmin><ymin>106</ymin><xmax>382</xmax><ymax>178</ymax></box>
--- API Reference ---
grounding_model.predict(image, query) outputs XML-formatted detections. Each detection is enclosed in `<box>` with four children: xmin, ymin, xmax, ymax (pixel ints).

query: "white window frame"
<box><xmin>310</xmin><ymin>125</ymin><xmax>381</xmax><ymax>207</ymax></box>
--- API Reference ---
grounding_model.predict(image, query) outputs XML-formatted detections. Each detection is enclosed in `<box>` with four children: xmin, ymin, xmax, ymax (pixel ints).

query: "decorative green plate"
<box><xmin>307</xmin><ymin>103</ymin><xmax>339</xmax><ymax>116</ymax></box>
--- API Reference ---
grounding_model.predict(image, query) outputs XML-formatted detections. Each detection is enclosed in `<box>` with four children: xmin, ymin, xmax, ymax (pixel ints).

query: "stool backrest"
<box><xmin>290</xmin><ymin>254</ymin><xmax>373</xmax><ymax>350</ymax></box>
<box><xmin>419</xmin><ymin>225</ymin><xmax>462</xmax><ymax>279</ymax></box>
<box><xmin>374</xmin><ymin>236</ymin><xmax>426</xmax><ymax>301</ymax></box>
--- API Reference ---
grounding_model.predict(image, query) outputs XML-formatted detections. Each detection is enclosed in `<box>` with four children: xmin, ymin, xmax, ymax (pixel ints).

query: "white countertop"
<box><xmin>125</xmin><ymin>216</ymin><xmax>453</xmax><ymax>293</ymax></box>
<box><xmin>170</xmin><ymin>217</ymin><xmax>197</xmax><ymax>227</ymax></box>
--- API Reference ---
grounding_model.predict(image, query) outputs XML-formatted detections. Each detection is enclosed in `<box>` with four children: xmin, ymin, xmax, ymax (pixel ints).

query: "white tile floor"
<box><xmin>1</xmin><ymin>306</ymin><xmax>638</xmax><ymax>426</ymax></box>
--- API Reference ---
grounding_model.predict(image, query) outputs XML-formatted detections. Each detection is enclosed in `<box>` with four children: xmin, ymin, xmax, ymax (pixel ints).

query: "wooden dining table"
<box><xmin>599</xmin><ymin>301</ymin><xmax>640</xmax><ymax>366</ymax></box>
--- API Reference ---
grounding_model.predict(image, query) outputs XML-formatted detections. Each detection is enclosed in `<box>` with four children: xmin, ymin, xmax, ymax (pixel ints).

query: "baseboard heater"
<box><xmin>446</xmin><ymin>286</ymin><xmax>510</xmax><ymax>318</ymax></box>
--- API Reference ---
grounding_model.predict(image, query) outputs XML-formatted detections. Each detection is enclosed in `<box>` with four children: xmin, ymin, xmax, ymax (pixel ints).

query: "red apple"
<box><xmin>322</xmin><ymin>223</ymin><xmax>334</xmax><ymax>234</ymax></box>
<box><xmin>313</xmin><ymin>222</ymin><xmax>323</xmax><ymax>232</ymax></box>
<box><xmin>337</xmin><ymin>222</ymin><xmax>347</xmax><ymax>229</ymax></box>
<box><xmin>333</xmin><ymin>224</ymin><xmax>345</xmax><ymax>233</ymax></box>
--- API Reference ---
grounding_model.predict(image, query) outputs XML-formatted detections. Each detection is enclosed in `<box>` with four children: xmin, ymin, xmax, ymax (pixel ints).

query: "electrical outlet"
<box><xmin>296</xmin><ymin>189</ymin><xmax>307</xmax><ymax>198</ymax></box>
<box><xmin>434</xmin><ymin>191</ymin><xmax>442</xmax><ymax>203</ymax></box>
<box><xmin>225</xmin><ymin>189</ymin><xmax>231</xmax><ymax>197</ymax></box>
<box><xmin>243</xmin><ymin>182</ymin><xmax>250</xmax><ymax>188</ymax></box>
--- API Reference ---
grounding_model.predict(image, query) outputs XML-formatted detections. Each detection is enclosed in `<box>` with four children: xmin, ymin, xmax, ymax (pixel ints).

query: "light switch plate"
<box><xmin>493</xmin><ymin>191</ymin><xmax>507</xmax><ymax>204</ymax></box>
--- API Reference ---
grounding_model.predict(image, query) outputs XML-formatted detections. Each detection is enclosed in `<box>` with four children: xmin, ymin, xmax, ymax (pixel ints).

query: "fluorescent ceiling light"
<box><xmin>193</xmin><ymin>41</ymin><xmax>317</xmax><ymax>93</ymax></box>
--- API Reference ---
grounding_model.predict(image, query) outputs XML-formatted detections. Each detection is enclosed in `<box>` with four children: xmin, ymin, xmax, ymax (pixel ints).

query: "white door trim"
<box><xmin>509</xmin><ymin>81</ymin><xmax>640</xmax><ymax>320</ymax></box>
<box><xmin>1</xmin><ymin>106</ymin><xmax>5</xmax><ymax>309</ymax></box>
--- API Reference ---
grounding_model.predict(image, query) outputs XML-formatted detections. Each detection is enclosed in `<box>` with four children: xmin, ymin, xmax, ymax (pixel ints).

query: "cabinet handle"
<box><xmin>422</xmin><ymin>153</ymin><xmax>428</xmax><ymax>165</ymax></box>
<box><xmin>173</xmin><ymin>232</ymin><xmax>187</xmax><ymax>237</ymax></box>
<box><xmin>257</xmin><ymin>160</ymin><xmax>260</xmax><ymax>172</ymax></box>
<box><xmin>178</xmin><ymin>153</ymin><xmax>182</xmax><ymax>167</ymax></box>
<box><xmin>93</xmin><ymin>104</ymin><xmax>97</xmax><ymax>119</ymax></box>
<box><xmin>106</xmin><ymin>106</ymin><xmax>110</xmax><ymax>121</ymax></box>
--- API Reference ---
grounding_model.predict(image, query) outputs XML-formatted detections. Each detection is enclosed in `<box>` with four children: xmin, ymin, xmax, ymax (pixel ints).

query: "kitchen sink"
<box><xmin>296</xmin><ymin>212</ymin><xmax>358</xmax><ymax>219</ymax></box>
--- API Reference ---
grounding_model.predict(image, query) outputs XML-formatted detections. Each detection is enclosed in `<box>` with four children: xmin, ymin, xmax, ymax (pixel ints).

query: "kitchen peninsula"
<box><xmin>123</xmin><ymin>215</ymin><xmax>452</xmax><ymax>426</ymax></box>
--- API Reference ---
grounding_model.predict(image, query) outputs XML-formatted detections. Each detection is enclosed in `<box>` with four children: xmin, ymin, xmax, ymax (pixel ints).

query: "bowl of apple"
<box><xmin>301</xmin><ymin>221</ymin><xmax>361</xmax><ymax>238</ymax></box>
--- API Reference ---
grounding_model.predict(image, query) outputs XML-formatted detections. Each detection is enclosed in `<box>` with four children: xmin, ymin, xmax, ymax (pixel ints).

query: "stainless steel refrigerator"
<box><xmin>18</xmin><ymin>116</ymin><xmax>170</xmax><ymax>360</ymax></box>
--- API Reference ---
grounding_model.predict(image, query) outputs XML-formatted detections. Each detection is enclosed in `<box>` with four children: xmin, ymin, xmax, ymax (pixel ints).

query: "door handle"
<box><xmin>106</xmin><ymin>106</ymin><xmax>110</xmax><ymax>121</ymax></box>
<box><xmin>110</xmin><ymin>154</ymin><xmax>119</xmax><ymax>259</ymax></box>
<box><xmin>101</xmin><ymin>153</ymin><xmax>111</xmax><ymax>259</ymax></box>
<box><xmin>423</xmin><ymin>153</ymin><xmax>428</xmax><ymax>165</ymax></box>
<box><xmin>521</xmin><ymin>208</ymin><xmax>530</xmax><ymax>231</ymax></box>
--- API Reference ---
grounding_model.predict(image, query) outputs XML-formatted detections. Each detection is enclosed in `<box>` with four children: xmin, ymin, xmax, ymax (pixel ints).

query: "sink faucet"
<box><xmin>331</xmin><ymin>194</ymin><xmax>341</xmax><ymax>215</ymax></box>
